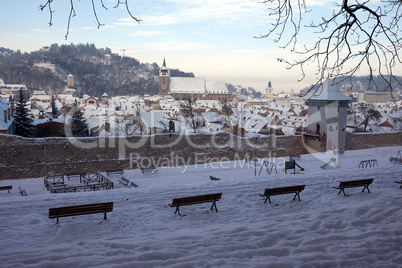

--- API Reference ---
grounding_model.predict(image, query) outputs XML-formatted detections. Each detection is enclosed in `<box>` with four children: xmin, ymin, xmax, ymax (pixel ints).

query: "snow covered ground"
<box><xmin>0</xmin><ymin>146</ymin><xmax>401</xmax><ymax>267</ymax></box>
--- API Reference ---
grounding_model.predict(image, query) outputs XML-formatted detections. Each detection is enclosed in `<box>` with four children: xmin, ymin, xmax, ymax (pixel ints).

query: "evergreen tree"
<box><xmin>14</xmin><ymin>89</ymin><xmax>36</xmax><ymax>137</ymax></box>
<box><xmin>69</xmin><ymin>101</ymin><xmax>89</xmax><ymax>137</ymax></box>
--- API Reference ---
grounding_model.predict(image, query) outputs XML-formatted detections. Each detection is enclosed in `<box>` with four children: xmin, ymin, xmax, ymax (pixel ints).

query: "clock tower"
<box><xmin>159</xmin><ymin>57</ymin><xmax>170</xmax><ymax>95</ymax></box>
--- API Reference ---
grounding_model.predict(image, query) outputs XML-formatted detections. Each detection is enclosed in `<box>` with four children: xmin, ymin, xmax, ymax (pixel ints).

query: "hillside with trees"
<box><xmin>0</xmin><ymin>44</ymin><xmax>194</xmax><ymax>97</ymax></box>
<box><xmin>299</xmin><ymin>76</ymin><xmax>402</xmax><ymax>98</ymax></box>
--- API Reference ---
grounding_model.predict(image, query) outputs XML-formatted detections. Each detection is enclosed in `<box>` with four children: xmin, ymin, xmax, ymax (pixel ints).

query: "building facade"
<box><xmin>158</xmin><ymin>58</ymin><xmax>231</xmax><ymax>102</ymax></box>
<box><xmin>304</xmin><ymin>79</ymin><xmax>351</xmax><ymax>151</ymax></box>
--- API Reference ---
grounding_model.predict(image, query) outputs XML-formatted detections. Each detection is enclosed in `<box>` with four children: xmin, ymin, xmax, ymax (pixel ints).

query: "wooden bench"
<box><xmin>0</xmin><ymin>185</ymin><xmax>12</xmax><ymax>193</ymax></box>
<box><xmin>130</xmin><ymin>181</ymin><xmax>138</xmax><ymax>187</ymax></box>
<box><xmin>49</xmin><ymin>202</ymin><xmax>113</xmax><ymax>223</ymax></box>
<box><xmin>334</xmin><ymin>178</ymin><xmax>374</xmax><ymax>196</ymax></box>
<box><xmin>395</xmin><ymin>180</ymin><xmax>402</xmax><ymax>189</ymax></box>
<box><xmin>259</xmin><ymin>185</ymin><xmax>305</xmax><ymax>204</ymax></box>
<box><xmin>118</xmin><ymin>177</ymin><xmax>130</xmax><ymax>187</ymax></box>
<box><xmin>210</xmin><ymin>175</ymin><xmax>221</xmax><ymax>181</ymax></box>
<box><xmin>169</xmin><ymin>193</ymin><xmax>222</xmax><ymax>215</ymax></box>
<box><xmin>106</xmin><ymin>169</ymin><xmax>124</xmax><ymax>176</ymax></box>
<box><xmin>18</xmin><ymin>187</ymin><xmax>28</xmax><ymax>196</ymax></box>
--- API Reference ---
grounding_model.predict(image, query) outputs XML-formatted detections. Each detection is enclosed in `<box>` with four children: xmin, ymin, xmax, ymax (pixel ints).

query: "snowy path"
<box><xmin>0</xmin><ymin>147</ymin><xmax>401</xmax><ymax>267</ymax></box>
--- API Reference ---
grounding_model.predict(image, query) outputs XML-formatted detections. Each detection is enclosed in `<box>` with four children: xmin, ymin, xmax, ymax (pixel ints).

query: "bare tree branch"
<box><xmin>258</xmin><ymin>0</ymin><xmax>402</xmax><ymax>94</ymax></box>
<box><xmin>39</xmin><ymin>0</ymin><xmax>54</xmax><ymax>27</ymax></box>
<box><xmin>40</xmin><ymin>0</ymin><xmax>141</xmax><ymax>40</ymax></box>
<box><xmin>65</xmin><ymin>0</ymin><xmax>76</xmax><ymax>40</ymax></box>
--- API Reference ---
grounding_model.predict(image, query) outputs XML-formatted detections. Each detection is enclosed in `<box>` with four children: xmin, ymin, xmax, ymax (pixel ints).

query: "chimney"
<box><xmin>4</xmin><ymin>110</ymin><xmax>7</xmax><ymax>124</ymax></box>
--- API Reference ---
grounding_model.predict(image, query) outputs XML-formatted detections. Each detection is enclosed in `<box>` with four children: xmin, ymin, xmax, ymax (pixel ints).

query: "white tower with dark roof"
<box><xmin>304</xmin><ymin>79</ymin><xmax>351</xmax><ymax>150</ymax></box>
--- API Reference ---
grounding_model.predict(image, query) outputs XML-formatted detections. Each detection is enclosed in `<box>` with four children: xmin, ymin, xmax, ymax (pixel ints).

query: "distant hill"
<box><xmin>299</xmin><ymin>76</ymin><xmax>402</xmax><ymax>97</ymax></box>
<box><xmin>0</xmin><ymin>43</ymin><xmax>194</xmax><ymax>97</ymax></box>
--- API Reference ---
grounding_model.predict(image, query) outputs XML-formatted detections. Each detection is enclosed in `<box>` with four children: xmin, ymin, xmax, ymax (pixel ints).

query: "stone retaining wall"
<box><xmin>0</xmin><ymin>132</ymin><xmax>400</xmax><ymax>180</ymax></box>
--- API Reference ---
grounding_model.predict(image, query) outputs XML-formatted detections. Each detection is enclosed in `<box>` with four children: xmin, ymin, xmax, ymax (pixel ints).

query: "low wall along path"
<box><xmin>0</xmin><ymin>132</ymin><xmax>401</xmax><ymax>180</ymax></box>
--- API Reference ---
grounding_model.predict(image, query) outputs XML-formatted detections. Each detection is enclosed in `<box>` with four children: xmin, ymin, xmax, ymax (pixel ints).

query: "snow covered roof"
<box><xmin>202</xmin><ymin>112</ymin><xmax>223</xmax><ymax>123</ymax></box>
<box><xmin>140</xmin><ymin>111</ymin><xmax>166</xmax><ymax>128</ymax></box>
<box><xmin>170</xmin><ymin>77</ymin><xmax>206</xmax><ymax>94</ymax></box>
<box><xmin>304</xmin><ymin>79</ymin><xmax>351</xmax><ymax>101</ymax></box>
<box><xmin>242</xmin><ymin>116</ymin><xmax>273</xmax><ymax>133</ymax></box>
<box><xmin>169</xmin><ymin>78</ymin><xmax>229</xmax><ymax>94</ymax></box>
<box><xmin>205</xmin><ymin>81</ymin><xmax>229</xmax><ymax>94</ymax></box>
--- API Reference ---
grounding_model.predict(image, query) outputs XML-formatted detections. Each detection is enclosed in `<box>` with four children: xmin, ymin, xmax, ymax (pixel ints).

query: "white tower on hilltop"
<box><xmin>304</xmin><ymin>79</ymin><xmax>351</xmax><ymax>151</ymax></box>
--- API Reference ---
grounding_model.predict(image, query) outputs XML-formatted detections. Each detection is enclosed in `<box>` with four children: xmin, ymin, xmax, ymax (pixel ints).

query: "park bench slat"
<box><xmin>259</xmin><ymin>185</ymin><xmax>305</xmax><ymax>204</ymax></box>
<box><xmin>49</xmin><ymin>203</ymin><xmax>113</xmax><ymax>215</ymax></box>
<box><xmin>169</xmin><ymin>193</ymin><xmax>222</xmax><ymax>215</ymax></box>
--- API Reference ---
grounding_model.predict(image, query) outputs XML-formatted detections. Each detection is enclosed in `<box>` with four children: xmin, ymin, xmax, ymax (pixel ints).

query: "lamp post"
<box><xmin>169</xmin><ymin>120</ymin><xmax>175</xmax><ymax>167</ymax></box>
<box><xmin>254</xmin><ymin>135</ymin><xmax>259</xmax><ymax>176</ymax></box>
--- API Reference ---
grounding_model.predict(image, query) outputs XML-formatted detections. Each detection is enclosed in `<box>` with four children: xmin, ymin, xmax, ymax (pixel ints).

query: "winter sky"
<box><xmin>0</xmin><ymin>1</ymin><xmax>394</xmax><ymax>93</ymax></box>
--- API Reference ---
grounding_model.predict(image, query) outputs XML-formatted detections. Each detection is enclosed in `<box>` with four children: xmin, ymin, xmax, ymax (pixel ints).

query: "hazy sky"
<box><xmin>0</xmin><ymin>0</ymin><xmax>390</xmax><ymax>93</ymax></box>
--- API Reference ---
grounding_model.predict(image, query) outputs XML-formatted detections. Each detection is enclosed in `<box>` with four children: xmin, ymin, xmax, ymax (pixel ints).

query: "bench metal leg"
<box><xmin>174</xmin><ymin>205</ymin><xmax>180</xmax><ymax>215</ymax></box>
<box><xmin>400</xmin><ymin>184</ymin><xmax>402</xmax><ymax>189</ymax></box>
<box><xmin>338</xmin><ymin>188</ymin><xmax>347</xmax><ymax>196</ymax></box>
<box><xmin>293</xmin><ymin>191</ymin><xmax>301</xmax><ymax>201</ymax></box>
<box><xmin>210</xmin><ymin>200</ymin><xmax>218</xmax><ymax>213</ymax></box>
<box><xmin>104</xmin><ymin>203</ymin><xmax>107</xmax><ymax>220</ymax></box>
<box><xmin>174</xmin><ymin>199</ymin><xmax>181</xmax><ymax>215</ymax></box>
<box><xmin>362</xmin><ymin>185</ymin><xmax>370</xmax><ymax>193</ymax></box>
<box><xmin>264</xmin><ymin>195</ymin><xmax>271</xmax><ymax>204</ymax></box>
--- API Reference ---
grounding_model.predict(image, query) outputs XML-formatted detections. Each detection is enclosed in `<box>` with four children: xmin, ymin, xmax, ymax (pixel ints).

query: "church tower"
<box><xmin>265</xmin><ymin>80</ymin><xmax>274</xmax><ymax>101</ymax></box>
<box><xmin>159</xmin><ymin>58</ymin><xmax>170</xmax><ymax>95</ymax></box>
